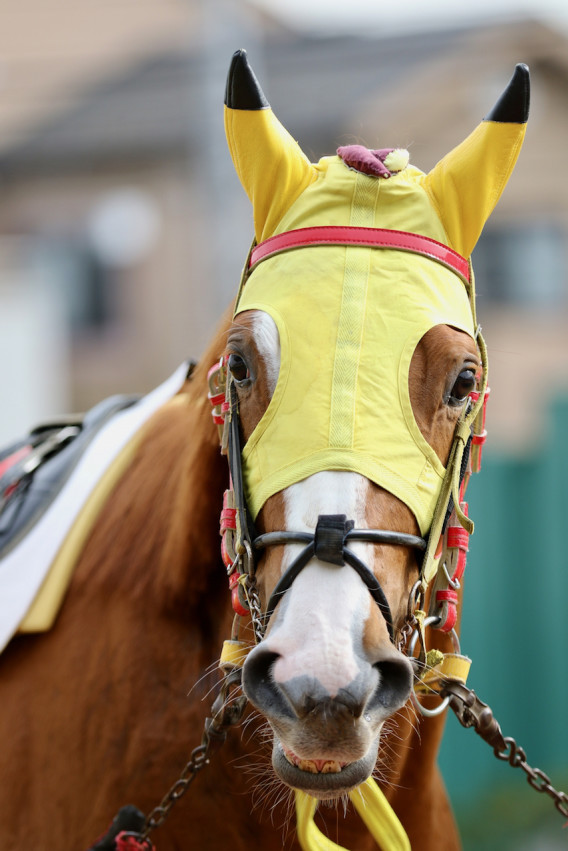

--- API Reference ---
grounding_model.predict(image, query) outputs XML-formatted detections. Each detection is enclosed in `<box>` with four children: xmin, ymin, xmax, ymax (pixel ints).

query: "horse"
<box><xmin>0</xmin><ymin>51</ymin><xmax>529</xmax><ymax>850</ymax></box>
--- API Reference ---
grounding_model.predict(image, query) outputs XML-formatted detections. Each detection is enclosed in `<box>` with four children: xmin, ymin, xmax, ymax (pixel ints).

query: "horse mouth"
<box><xmin>273</xmin><ymin>739</ymin><xmax>378</xmax><ymax>799</ymax></box>
<box><xmin>282</xmin><ymin>744</ymin><xmax>346</xmax><ymax>774</ymax></box>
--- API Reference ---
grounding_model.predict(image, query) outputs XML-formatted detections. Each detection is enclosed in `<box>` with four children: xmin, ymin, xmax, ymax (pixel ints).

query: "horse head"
<box><xmin>219</xmin><ymin>51</ymin><xmax>529</xmax><ymax>801</ymax></box>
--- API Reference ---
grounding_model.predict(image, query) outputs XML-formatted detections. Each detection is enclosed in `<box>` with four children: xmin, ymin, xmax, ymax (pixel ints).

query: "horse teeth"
<box><xmin>298</xmin><ymin>759</ymin><xmax>319</xmax><ymax>774</ymax></box>
<box><xmin>282</xmin><ymin>746</ymin><xmax>343</xmax><ymax>774</ymax></box>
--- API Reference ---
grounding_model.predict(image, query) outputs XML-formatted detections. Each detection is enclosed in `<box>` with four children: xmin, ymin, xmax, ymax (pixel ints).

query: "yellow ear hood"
<box><xmin>423</xmin><ymin>64</ymin><xmax>530</xmax><ymax>258</ymax></box>
<box><xmin>225</xmin><ymin>55</ymin><xmax>529</xmax><ymax>258</ymax></box>
<box><xmin>224</xmin><ymin>50</ymin><xmax>317</xmax><ymax>242</ymax></box>
<box><xmin>225</xmin><ymin>55</ymin><xmax>529</xmax><ymax>532</ymax></box>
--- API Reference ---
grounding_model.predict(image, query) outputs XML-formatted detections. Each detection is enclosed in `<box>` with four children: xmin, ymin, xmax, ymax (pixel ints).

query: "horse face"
<box><xmin>226</xmin><ymin>310</ymin><xmax>479</xmax><ymax>798</ymax></box>
<box><xmin>222</xmin><ymin>49</ymin><xmax>526</xmax><ymax>801</ymax></box>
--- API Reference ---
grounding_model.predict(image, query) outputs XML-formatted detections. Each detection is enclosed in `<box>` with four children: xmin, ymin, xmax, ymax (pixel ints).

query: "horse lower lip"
<box><xmin>273</xmin><ymin>740</ymin><xmax>378</xmax><ymax>798</ymax></box>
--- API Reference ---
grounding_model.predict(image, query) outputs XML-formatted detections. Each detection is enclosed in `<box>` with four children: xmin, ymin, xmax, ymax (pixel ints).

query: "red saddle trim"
<box><xmin>249</xmin><ymin>226</ymin><xmax>470</xmax><ymax>284</ymax></box>
<box><xmin>0</xmin><ymin>446</ymin><xmax>32</xmax><ymax>481</ymax></box>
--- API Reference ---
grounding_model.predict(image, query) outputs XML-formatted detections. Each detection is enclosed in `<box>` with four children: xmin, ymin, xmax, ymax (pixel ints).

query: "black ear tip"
<box><xmin>229</xmin><ymin>49</ymin><xmax>248</xmax><ymax>74</ymax></box>
<box><xmin>486</xmin><ymin>63</ymin><xmax>530</xmax><ymax>124</ymax></box>
<box><xmin>513</xmin><ymin>62</ymin><xmax>530</xmax><ymax>97</ymax></box>
<box><xmin>225</xmin><ymin>49</ymin><xmax>269</xmax><ymax>110</ymax></box>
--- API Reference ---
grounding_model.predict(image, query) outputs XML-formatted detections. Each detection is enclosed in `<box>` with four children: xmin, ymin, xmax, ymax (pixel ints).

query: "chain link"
<box><xmin>135</xmin><ymin>543</ymin><xmax>263</xmax><ymax>840</ymax></box>
<box><xmin>494</xmin><ymin>737</ymin><xmax>568</xmax><ymax>818</ymax></box>
<box><xmin>442</xmin><ymin>681</ymin><xmax>568</xmax><ymax>820</ymax></box>
<box><xmin>397</xmin><ymin>579</ymin><xmax>423</xmax><ymax>652</ymax></box>
<box><xmin>243</xmin><ymin>574</ymin><xmax>265</xmax><ymax>643</ymax></box>
<box><xmin>140</xmin><ymin>668</ymin><xmax>247</xmax><ymax>839</ymax></box>
<box><xmin>397</xmin><ymin>612</ymin><xmax>418</xmax><ymax>653</ymax></box>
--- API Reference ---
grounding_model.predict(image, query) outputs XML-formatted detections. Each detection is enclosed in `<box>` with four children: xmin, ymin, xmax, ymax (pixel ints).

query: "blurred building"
<box><xmin>0</xmin><ymin>11</ymin><xmax>567</xmax><ymax>449</ymax></box>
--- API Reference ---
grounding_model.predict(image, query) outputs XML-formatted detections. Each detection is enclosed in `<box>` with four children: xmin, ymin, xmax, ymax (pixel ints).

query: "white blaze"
<box><xmin>268</xmin><ymin>472</ymin><xmax>374</xmax><ymax>695</ymax></box>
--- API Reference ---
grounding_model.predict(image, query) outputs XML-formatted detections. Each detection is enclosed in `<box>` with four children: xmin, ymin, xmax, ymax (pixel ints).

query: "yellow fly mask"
<box><xmin>224</xmin><ymin>51</ymin><xmax>529</xmax><ymax>541</ymax></box>
<box><xmin>217</xmin><ymin>54</ymin><xmax>530</xmax><ymax>850</ymax></box>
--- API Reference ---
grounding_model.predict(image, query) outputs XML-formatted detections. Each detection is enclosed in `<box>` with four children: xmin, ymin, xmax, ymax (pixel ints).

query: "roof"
<box><xmin>0</xmin><ymin>24</ymin><xmax>499</xmax><ymax>173</ymax></box>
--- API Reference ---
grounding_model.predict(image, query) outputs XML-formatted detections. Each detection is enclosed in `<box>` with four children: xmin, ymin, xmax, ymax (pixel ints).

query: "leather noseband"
<box><xmin>254</xmin><ymin>514</ymin><xmax>426</xmax><ymax>642</ymax></box>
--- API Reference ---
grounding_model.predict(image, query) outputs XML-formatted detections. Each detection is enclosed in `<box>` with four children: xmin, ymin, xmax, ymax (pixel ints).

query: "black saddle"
<box><xmin>0</xmin><ymin>394</ymin><xmax>140</xmax><ymax>560</ymax></box>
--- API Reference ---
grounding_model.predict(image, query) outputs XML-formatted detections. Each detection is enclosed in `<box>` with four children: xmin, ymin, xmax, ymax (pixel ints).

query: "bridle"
<box><xmin>209</xmin><ymin>225</ymin><xmax>489</xmax><ymax>650</ymax></box>
<box><xmin>256</xmin><ymin>519</ymin><xmax>427</xmax><ymax>643</ymax></box>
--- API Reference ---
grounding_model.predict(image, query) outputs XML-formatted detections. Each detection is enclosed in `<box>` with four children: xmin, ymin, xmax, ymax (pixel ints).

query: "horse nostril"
<box><xmin>369</xmin><ymin>656</ymin><xmax>414</xmax><ymax>713</ymax></box>
<box><xmin>242</xmin><ymin>648</ymin><xmax>296</xmax><ymax>719</ymax></box>
<box><xmin>243</xmin><ymin>646</ymin><xmax>412</xmax><ymax>722</ymax></box>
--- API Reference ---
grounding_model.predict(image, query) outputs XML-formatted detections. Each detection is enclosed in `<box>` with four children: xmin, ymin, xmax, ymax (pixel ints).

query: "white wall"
<box><xmin>0</xmin><ymin>239</ymin><xmax>70</xmax><ymax>446</ymax></box>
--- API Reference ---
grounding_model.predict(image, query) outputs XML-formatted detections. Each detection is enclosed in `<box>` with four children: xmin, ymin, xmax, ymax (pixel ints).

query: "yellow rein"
<box><xmin>295</xmin><ymin>777</ymin><xmax>410</xmax><ymax>851</ymax></box>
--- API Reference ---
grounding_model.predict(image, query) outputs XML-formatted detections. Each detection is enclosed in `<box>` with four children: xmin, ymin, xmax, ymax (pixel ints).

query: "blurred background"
<box><xmin>0</xmin><ymin>0</ymin><xmax>566</xmax><ymax>846</ymax></box>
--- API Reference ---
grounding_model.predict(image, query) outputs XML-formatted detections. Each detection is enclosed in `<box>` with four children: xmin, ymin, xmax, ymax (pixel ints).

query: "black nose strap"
<box><xmin>341</xmin><ymin>548</ymin><xmax>394</xmax><ymax>640</ymax></box>
<box><xmin>254</xmin><ymin>514</ymin><xmax>426</xmax><ymax>643</ymax></box>
<box><xmin>314</xmin><ymin>514</ymin><xmax>354</xmax><ymax>564</ymax></box>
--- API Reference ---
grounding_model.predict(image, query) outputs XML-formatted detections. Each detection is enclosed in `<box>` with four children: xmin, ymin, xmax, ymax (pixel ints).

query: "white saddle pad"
<box><xmin>0</xmin><ymin>362</ymin><xmax>190</xmax><ymax>653</ymax></box>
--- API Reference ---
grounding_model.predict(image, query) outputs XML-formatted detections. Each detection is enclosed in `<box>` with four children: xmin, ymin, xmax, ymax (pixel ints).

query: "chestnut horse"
<box><xmin>0</xmin><ymin>54</ymin><xmax>529</xmax><ymax>850</ymax></box>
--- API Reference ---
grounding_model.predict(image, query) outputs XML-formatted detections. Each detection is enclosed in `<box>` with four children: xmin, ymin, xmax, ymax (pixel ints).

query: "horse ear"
<box><xmin>423</xmin><ymin>64</ymin><xmax>530</xmax><ymax>258</ymax></box>
<box><xmin>224</xmin><ymin>50</ymin><xmax>316</xmax><ymax>242</ymax></box>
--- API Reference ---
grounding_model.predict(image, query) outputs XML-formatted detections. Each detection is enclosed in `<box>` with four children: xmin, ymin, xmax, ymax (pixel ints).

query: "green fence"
<box><xmin>438</xmin><ymin>396</ymin><xmax>568</xmax><ymax>848</ymax></box>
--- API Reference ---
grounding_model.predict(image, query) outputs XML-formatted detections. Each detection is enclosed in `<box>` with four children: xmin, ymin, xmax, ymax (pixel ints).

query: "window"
<box><xmin>472</xmin><ymin>224</ymin><xmax>567</xmax><ymax>307</ymax></box>
<box><xmin>26</xmin><ymin>237</ymin><xmax>117</xmax><ymax>335</ymax></box>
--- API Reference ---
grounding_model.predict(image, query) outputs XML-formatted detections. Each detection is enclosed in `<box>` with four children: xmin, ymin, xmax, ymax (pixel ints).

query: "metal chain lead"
<box><xmin>140</xmin><ymin>668</ymin><xmax>247</xmax><ymax>840</ymax></box>
<box><xmin>142</xmin><ymin>743</ymin><xmax>210</xmax><ymax>836</ymax></box>
<box><xmin>135</xmin><ymin>542</ymin><xmax>262</xmax><ymax>841</ymax></box>
<box><xmin>495</xmin><ymin>738</ymin><xmax>568</xmax><ymax>818</ymax></box>
<box><xmin>442</xmin><ymin>681</ymin><xmax>568</xmax><ymax>820</ymax></box>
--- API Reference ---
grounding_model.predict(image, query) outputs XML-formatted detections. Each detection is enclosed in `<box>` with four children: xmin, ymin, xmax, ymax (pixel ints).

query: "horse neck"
<box><xmin>73</xmin><ymin>315</ymin><xmax>231</xmax><ymax>628</ymax></box>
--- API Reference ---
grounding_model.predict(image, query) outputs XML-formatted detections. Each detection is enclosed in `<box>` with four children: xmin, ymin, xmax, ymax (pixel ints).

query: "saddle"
<box><xmin>0</xmin><ymin>395</ymin><xmax>139</xmax><ymax>559</ymax></box>
<box><xmin>0</xmin><ymin>361</ymin><xmax>194</xmax><ymax>653</ymax></box>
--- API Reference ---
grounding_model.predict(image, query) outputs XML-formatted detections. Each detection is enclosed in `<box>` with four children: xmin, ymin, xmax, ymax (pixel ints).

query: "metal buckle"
<box><xmin>408</xmin><ymin>615</ymin><xmax>461</xmax><ymax>717</ymax></box>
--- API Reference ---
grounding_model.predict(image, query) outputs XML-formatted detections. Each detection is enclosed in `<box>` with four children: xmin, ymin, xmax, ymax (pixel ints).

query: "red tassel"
<box><xmin>116</xmin><ymin>832</ymin><xmax>155</xmax><ymax>851</ymax></box>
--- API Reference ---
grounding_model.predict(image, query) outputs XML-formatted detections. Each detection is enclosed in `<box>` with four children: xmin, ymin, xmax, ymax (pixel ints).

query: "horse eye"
<box><xmin>228</xmin><ymin>353</ymin><xmax>250</xmax><ymax>383</ymax></box>
<box><xmin>448</xmin><ymin>369</ymin><xmax>476</xmax><ymax>406</ymax></box>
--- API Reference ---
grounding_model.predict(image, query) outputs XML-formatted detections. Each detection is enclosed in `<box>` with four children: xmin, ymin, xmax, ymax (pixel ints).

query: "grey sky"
<box><xmin>253</xmin><ymin>0</ymin><xmax>568</xmax><ymax>35</ymax></box>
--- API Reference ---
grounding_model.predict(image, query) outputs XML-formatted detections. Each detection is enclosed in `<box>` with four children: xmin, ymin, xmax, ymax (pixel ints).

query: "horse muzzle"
<box><xmin>242</xmin><ymin>640</ymin><xmax>413</xmax><ymax>797</ymax></box>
